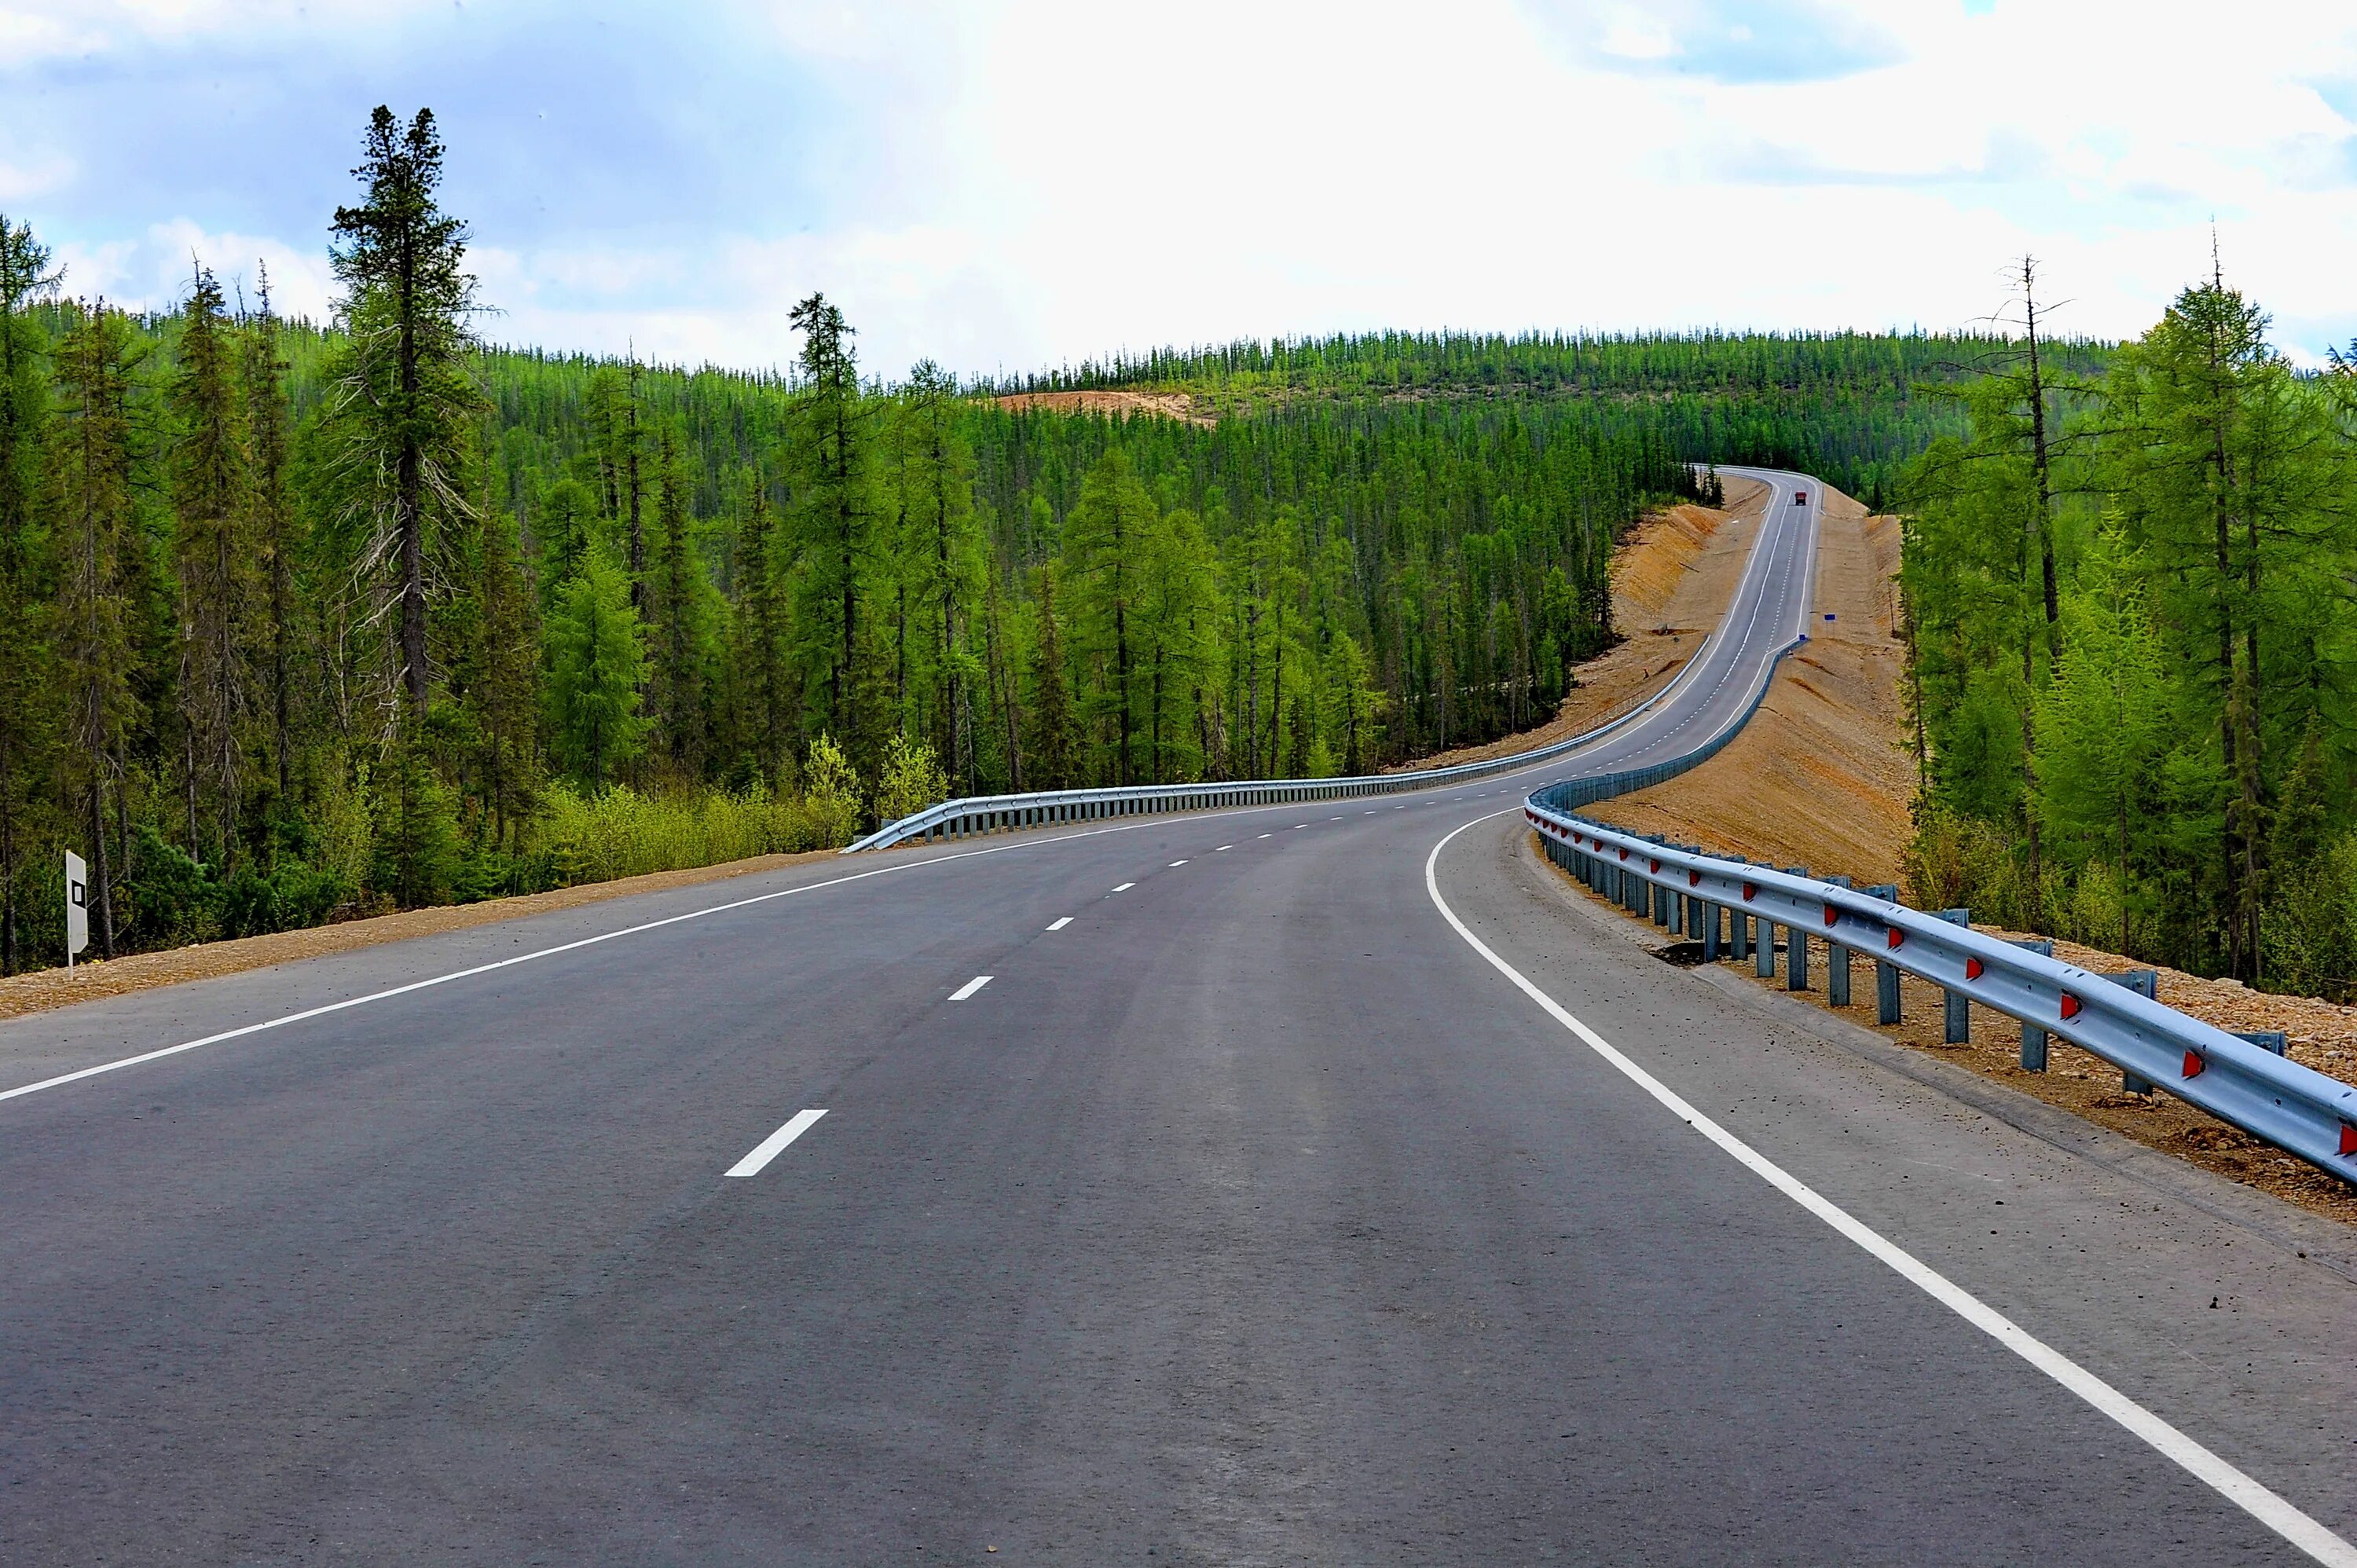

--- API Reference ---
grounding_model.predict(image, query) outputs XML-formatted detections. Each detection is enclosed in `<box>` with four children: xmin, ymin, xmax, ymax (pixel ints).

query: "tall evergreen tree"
<box><xmin>788</xmin><ymin>292</ymin><xmax>869</xmax><ymax>751</ymax></box>
<box><xmin>544</xmin><ymin>555</ymin><xmax>649</xmax><ymax>793</ymax></box>
<box><xmin>240</xmin><ymin>265</ymin><xmax>298</xmax><ymax>808</ymax></box>
<box><xmin>51</xmin><ymin>301</ymin><xmax>146</xmax><ymax>958</ymax></box>
<box><xmin>0</xmin><ymin>214</ymin><xmax>60</xmax><ymax>971</ymax></box>
<box><xmin>167</xmin><ymin>262</ymin><xmax>251</xmax><ymax>868</ymax></box>
<box><xmin>324</xmin><ymin>104</ymin><xmax>482</xmax><ymax>714</ymax></box>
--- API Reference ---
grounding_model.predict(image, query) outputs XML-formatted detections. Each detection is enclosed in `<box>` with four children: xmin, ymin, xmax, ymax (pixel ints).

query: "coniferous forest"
<box><xmin>0</xmin><ymin>105</ymin><xmax>2085</xmax><ymax>977</ymax></box>
<box><xmin>1899</xmin><ymin>264</ymin><xmax>2357</xmax><ymax>1000</ymax></box>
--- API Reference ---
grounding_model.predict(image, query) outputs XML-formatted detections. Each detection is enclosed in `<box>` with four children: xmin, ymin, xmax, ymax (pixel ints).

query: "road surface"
<box><xmin>5</xmin><ymin>470</ymin><xmax>2353</xmax><ymax>1564</ymax></box>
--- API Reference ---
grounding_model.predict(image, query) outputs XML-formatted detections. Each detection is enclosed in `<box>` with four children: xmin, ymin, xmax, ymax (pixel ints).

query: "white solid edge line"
<box><xmin>1046</xmin><ymin>917</ymin><xmax>1072</xmax><ymax>931</ymax></box>
<box><xmin>948</xmin><ymin>974</ymin><xmax>992</xmax><ymax>1002</ymax></box>
<box><xmin>2</xmin><ymin>795</ymin><xmax>1252</xmax><ymax>1108</ymax></box>
<box><xmin>1423</xmin><ymin>811</ymin><xmax>2357</xmax><ymax>1568</ymax></box>
<box><xmin>725</xmin><ymin>1108</ymin><xmax>828</xmax><ymax>1178</ymax></box>
<box><xmin>2</xmin><ymin>471</ymin><xmax>1816</xmax><ymax>1113</ymax></box>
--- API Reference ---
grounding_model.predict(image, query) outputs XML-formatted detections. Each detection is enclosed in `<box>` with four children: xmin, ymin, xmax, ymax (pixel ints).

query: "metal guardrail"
<box><xmin>842</xmin><ymin>622</ymin><xmax>1730</xmax><ymax>852</ymax></box>
<box><xmin>1523</xmin><ymin>796</ymin><xmax>2357</xmax><ymax>1183</ymax></box>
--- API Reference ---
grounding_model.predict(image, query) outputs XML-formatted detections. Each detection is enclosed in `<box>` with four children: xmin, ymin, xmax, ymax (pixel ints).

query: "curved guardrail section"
<box><xmin>842</xmin><ymin>621</ymin><xmax>1732</xmax><ymax>852</ymax></box>
<box><xmin>1523</xmin><ymin>795</ymin><xmax>2357</xmax><ymax>1183</ymax></box>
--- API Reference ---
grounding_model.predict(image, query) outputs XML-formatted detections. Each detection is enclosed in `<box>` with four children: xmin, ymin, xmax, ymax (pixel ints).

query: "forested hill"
<box><xmin>997</xmin><ymin>328</ymin><xmax>2118</xmax><ymax>504</ymax></box>
<box><xmin>0</xmin><ymin>108</ymin><xmax>2092</xmax><ymax>978</ymax></box>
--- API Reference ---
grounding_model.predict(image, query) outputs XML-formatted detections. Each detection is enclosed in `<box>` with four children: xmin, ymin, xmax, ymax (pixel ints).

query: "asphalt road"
<box><xmin>5</xmin><ymin>471</ymin><xmax>2354</xmax><ymax>1565</ymax></box>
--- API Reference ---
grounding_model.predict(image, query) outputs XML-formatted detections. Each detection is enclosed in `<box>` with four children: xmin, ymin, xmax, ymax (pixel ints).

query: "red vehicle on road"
<box><xmin>1794</xmin><ymin>489</ymin><xmax>1808</xmax><ymax>504</ymax></box>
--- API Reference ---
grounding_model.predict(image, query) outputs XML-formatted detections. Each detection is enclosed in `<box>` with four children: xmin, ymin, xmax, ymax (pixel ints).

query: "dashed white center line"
<box><xmin>1169</xmin><ymin>859</ymin><xmax>1187</xmax><ymax>866</ymax></box>
<box><xmin>949</xmin><ymin>975</ymin><xmax>992</xmax><ymax>1001</ymax></box>
<box><xmin>1215</xmin><ymin>844</ymin><xmax>1232</xmax><ymax>852</ymax></box>
<box><xmin>1113</xmin><ymin>881</ymin><xmax>1135</xmax><ymax>892</ymax></box>
<box><xmin>1046</xmin><ymin>917</ymin><xmax>1072</xmax><ymax>931</ymax></box>
<box><xmin>1329</xmin><ymin>815</ymin><xmax>1343</xmax><ymax>821</ymax></box>
<box><xmin>725</xmin><ymin>1108</ymin><xmax>828</xmax><ymax>1178</ymax></box>
<box><xmin>1258</xmin><ymin>833</ymin><xmax>1272</xmax><ymax>839</ymax></box>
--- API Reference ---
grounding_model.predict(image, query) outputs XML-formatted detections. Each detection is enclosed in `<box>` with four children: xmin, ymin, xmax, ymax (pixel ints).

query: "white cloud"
<box><xmin>11</xmin><ymin>0</ymin><xmax>2357</xmax><ymax>372</ymax></box>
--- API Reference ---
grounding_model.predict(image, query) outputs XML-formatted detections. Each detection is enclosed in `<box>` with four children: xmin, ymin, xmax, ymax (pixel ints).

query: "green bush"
<box><xmin>528</xmin><ymin>780</ymin><xmax>852</xmax><ymax>885</ymax></box>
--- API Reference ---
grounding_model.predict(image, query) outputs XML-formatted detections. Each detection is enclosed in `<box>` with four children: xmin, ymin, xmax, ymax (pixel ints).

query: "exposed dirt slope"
<box><xmin>1394</xmin><ymin>478</ymin><xmax>1770</xmax><ymax>773</ymax></box>
<box><xmin>1591</xmin><ymin>484</ymin><xmax>1913</xmax><ymax>885</ymax></box>
<box><xmin>992</xmin><ymin>390</ymin><xmax>1212</xmax><ymax>426</ymax></box>
<box><xmin>1556</xmin><ymin>482</ymin><xmax>2357</xmax><ymax>1220</ymax></box>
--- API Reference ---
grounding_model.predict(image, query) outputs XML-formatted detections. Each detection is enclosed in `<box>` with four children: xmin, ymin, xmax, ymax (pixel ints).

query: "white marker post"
<box><xmin>64</xmin><ymin>850</ymin><xmax>88</xmax><ymax>971</ymax></box>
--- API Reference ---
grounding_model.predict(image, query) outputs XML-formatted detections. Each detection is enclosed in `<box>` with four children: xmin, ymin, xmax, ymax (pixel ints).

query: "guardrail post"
<box><xmin>1784</xmin><ymin>868</ymin><xmax>1810</xmax><ymax>990</ymax></box>
<box><xmin>1756</xmin><ymin>909</ymin><xmax>1776</xmax><ymax>977</ymax></box>
<box><xmin>2009</xmin><ymin>937</ymin><xmax>2055</xmax><ymax>1068</ymax></box>
<box><xmin>2237</xmin><ymin>1030</ymin><xmax>2289</xmax><ymax>1057</ymax></box>
<box><xmin>1702</xmin><ymin>893</ymin><xmax>1722</xmax><ymax>960</ymax></box>
<box><xmin>2108</xmin><ymin>969</ymin><xmax>2159</xmax><ymax>1092</ymax></box>
<box><xmin>1935</xmin><ymin>909</ymin><xmax>1971</xmax><ymax>1041</ymax></box>
<box><xmin>1824</xmin><ymin>875</ymin><xmax>1853</xmax><ymax>1006</ymax></box>
<box><xmin>1864</xmin><ymin>885</ymin><xmax>1901</xmax><ymax>1023</ymax></box>
<box><xmin>1729</xmin><ymin>859</ymin><xmax>1749</xmax><ymax>962</ymax></box>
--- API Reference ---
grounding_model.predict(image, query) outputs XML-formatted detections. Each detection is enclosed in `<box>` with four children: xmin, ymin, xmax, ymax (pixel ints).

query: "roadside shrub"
<box><xmin>873</xmin><ymin>734</ymin><xmax>948</xmax><ymax>826</ymax></box>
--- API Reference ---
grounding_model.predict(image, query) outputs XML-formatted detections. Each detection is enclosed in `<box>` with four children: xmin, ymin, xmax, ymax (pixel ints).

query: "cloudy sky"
<box><xmin>5</xmin><ymin>0</ymin><xmax>2355</xmax><ymax>379</ymax></box>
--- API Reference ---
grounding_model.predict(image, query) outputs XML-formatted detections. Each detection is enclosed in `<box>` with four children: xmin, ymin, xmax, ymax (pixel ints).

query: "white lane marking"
<box><xmin>1046</xmin><ymin>917</ymin><xmax>1072</xmax><ymax>931</ymax></box>
<box><xmin>948</xmin><ymin>974</ymin><xmax>992</xmax><ymax>1001</ymax></box>
<box><xmin>1169</xmin><ymin>859</ymin><xmax>1188</xmax><ymax>867</ymax></box>
<box><xmin>1423</xmin><ymin>812</ymin><xmax>2357</xmax><ymax>1568</ymax></box>
<box><xmin>2</xmin><ymin>473</ymin><xmax>1815</xmax><ymax>1112</ymax></box>
<box><xmin>1329</xmin><ymin>815</ymin><xmax>1343</xmax><ymax>821</ymax></box>
<box><xmin>725</xmin><ymin>1108</ymin><xmax>828</xmax><ymax>1178</ymax></box>
<box><xmin>1215</xmin><ymin>845</ymin><xmax>1232</xmax><ymax>852</ymax></box>
<box><xmin>1112</xmin><ymin>881</ymin><xmax>1135</xmax><ymax>892</ymax></box>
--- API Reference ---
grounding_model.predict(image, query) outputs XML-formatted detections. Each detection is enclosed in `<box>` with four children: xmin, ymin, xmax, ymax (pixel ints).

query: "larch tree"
<box><xmin>1063</xmin><ymin>449</ymin><xmax>1157</xmax><ymax>784</ymax></box>
<box><xmin>50</xmin><ymin>301</ymin><xmax>146</xmax><ymax>958</ymax></box>
<box><xmin>240</xmin><ymin>264</ymin><xmax>298</xmax><ymax>807</ymax></box>
<box><xmin>167</xmin><ymin>262</ymin><xmax>252</xmax><ymax>869</ymax></box>
<box><xmin>788</xmin><ymin>292</ymin><xmax>869</xmax><ymax>751</ymax></box>
<box><xmin>0</xmin><ymin>214</ymin><xmax>60</xmax><ymax>971</ymax></box>
<box><xmin>544</xmin><ymin>554</ymin><xmax>648</xmax><ymax>793</ymax></box>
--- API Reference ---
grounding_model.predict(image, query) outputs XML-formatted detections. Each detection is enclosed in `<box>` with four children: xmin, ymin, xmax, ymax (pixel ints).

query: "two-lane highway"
<box><xmin>5</xmin><ymin>472</ymin><xmax>2353</xmax><ymax>1563</ymax></box>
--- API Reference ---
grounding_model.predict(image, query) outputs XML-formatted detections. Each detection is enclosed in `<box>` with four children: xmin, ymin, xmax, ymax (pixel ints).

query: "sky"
<box><xmin>5</xmin><ymin>0</ymin><xmax>2356</xmax><ymax>379</ymax></box>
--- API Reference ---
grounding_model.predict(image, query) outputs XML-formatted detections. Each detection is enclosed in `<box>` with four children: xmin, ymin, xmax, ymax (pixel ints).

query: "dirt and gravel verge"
<box><xmin>0</xmin><ymin>847</ymin><xmax>841</xmax><ymax>1025</ymax></box>
<box><xmin>1551</xmin><ymin>481</ymin><xmax>2357</xmax><ymax>1222</ymax></box>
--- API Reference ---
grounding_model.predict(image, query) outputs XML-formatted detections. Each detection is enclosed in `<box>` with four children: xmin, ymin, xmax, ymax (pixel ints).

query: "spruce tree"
<box><xmin>324</xmin><ymin>104</ymin><xmax>482</xmax><ymax>713</ymax></box>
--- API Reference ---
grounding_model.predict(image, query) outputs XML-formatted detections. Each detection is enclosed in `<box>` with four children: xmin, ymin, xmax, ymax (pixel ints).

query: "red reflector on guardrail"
<box><xmin>1965</xmin><ymin>957</ymin><xmax>1983</xmax><ymax>980</ymax></box>
<box><xmin>1619</xmin><ymin>848</ymin><xmax>1629</xmax><ymax>861</ymax></box>
<box><xmin>2060</xmin><ymin>993</ymin><xmax>2081</xmax><ymax>1020</ymax></box>
<box><xmin>1822</xmin><ymin>906</ymin><xmax>1837</xmax><ymax>925</ymax></box>
<box><xmin>2183</xmin><ymin>1050</ymin><xmax>2204</xmax><ymax>1078</ymax></box>
<box><xmin>1886</xmin><ymin>929</ymin><xmax>1903</xmax><ymax>949</ymax></box>
<box><xmin>1649</xmin><ymin>859</ymin><xmax>1661</xmax><ymax>874</ymax></box>
<box><xmin>2343</xmin><ymin>1123</ymin><xmax>2357</xmax><ymax>1157</ymax></box>
<box><xmin>1743</xmin><ymin>883</ymin><xmax>1757</xmax><ymax>901</ymax></box>
<box><xmin>1689</xmin><ymin>870</ymin><xmax>1701</xmax><ymax>886</ymax></box>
